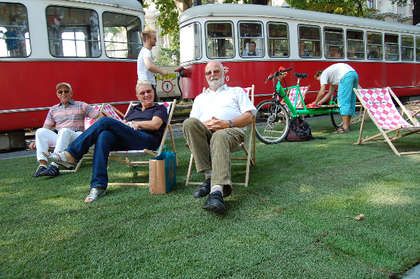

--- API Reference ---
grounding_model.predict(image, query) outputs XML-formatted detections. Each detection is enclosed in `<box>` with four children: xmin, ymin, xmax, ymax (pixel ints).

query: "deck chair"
<box><xmin>185</xmin><ymin>85</ymin><xmax>256</xmax><ymax>187</ymax></box>
<box><xmin>108</xmin><ymin>100</ymin><xmax>177</xmax><ymax>186</ymax></box>
<box><xmin>62</xmin><ymin>104</ymin><xmax>125</xmax><ymax>173</ymax></box>
<box><xmin>353</xmin><ymin>87</ymin><xmax>420</xmax><ymax>156</ymax></box>
<box><xmin>288</xmin><ymin>86</ymin><xmax>309</xmax><ymax>109</ymax></box>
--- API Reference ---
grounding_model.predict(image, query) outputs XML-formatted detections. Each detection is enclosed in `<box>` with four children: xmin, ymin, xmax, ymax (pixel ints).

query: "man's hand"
<box><xmin>204</xmin><ymin>117</ymin><xmax>229</xmax><ymax>131</ymax></box>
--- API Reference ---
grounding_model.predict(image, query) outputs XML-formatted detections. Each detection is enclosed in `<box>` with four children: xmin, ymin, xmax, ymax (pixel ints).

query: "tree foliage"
<box><xmin>152</xmin><ymin>0</ymin><xmax>181</xmax><ymax>60</ymax></box>
<box><xmin>286</xmin><ymin>0</ymin><xmax>372</xmax><ymax>17</ymax></box>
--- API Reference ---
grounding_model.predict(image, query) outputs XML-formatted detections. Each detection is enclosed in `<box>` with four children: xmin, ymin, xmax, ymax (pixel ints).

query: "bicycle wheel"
<box><xmin>330</xmin><ymin>110</ymin><xmax>342</xmax><ymax>128</ymax></box>
<box><xmin>255</xmin><ymin>100</ymin><xmax>290</xmax><ymax>144</ymax></box>
<box><xmin>330</xmin><ymin>95</ymin><xmax>342</xmax><ymax>128</ymax></box>
<box><xmin>330</xmin><ymin>96</ymin><xmax>362</xmax><ymax>128</ymax></box>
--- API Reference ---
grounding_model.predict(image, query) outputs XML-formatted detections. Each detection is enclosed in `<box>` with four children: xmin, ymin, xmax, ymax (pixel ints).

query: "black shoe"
<box><xmin>33</xmin><ymin>165</ymin><xmax>47</xmax><ymax>177</ymax></box>
<box><xmin>39</xmin><ymin>164</ymin><xmax>60</xmax><ymax>177</ymax></box>
<box><xmin>193</xmin><ymin>178</ymin><xmax>211</xmax><ymax>198</ymax></box>
<box><xmin>203</xmin><ymin>191</ymin><xmax>225</xmax><ymax>214</ymax></box>
<box><xmin>223</xmin><ymin>185</ymin><xmax>232</xmax><ymax>198</ymax></box>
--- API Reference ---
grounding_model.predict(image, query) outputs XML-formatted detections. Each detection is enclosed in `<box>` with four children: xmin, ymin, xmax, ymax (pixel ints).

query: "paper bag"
<box><xmin>149</xmin><ymin>151</ymin><xmax>176</xmax><ymax>194</ymax></box>
<box><xmin>149</xmin><ymin>159</ymin><xmax>166</xmax><ymax>194</ymax></box>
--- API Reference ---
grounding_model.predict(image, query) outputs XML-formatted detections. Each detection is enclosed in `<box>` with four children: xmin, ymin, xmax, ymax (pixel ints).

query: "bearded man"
<box><xmin>182</xmin><ymin>61</ymin><xmax>256</xmax><ymax>214</ymax></box>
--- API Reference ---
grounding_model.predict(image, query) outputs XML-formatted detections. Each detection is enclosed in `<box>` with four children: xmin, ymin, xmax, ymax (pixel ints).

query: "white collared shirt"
<box><xmin>190</xmin><ymin>84</ymin><xmax>256</xmax><ymax>122</ymax></box>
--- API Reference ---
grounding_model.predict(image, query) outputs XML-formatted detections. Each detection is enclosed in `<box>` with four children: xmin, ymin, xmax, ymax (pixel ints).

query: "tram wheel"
<box><xmin>255</xmin><ymin>100</ymin><xmax>290</xmax><ymax>144</ymax></box>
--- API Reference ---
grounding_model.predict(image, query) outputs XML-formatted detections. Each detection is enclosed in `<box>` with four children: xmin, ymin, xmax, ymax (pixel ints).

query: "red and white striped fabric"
<box><xmin>288</xmin><ymin>86</ymin><xmax>309</xmax><ymax>108</ymax></box>
<box><xmin>84</xmin><ymin>104</ymin><xmax>102</xmax><ymax>130</ymax></box>
<box><xmin>358</xmin><ymin>88</ymin><xmax>411</xmax><ymax>130</ymax></box>
<box><xmin>102</xmin><ymin>104</ymin><xmax>123</xmax><ymax>121</ymax></box>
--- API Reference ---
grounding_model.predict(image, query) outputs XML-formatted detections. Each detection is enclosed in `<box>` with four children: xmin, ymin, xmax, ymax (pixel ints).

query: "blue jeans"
<box><xmin>66</xmin><ymin>117</ymin><xmax>160</xmax><ymax>189</ymax></box>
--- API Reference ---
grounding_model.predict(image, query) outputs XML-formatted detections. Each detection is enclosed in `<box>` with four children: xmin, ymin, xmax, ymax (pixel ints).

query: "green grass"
<box><xmin>1</xmin><ymin>116</ymin><xmax>419</xmax><ymax>278</ymax></box>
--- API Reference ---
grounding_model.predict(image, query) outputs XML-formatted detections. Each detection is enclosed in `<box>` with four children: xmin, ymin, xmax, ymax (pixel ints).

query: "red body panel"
<box><xmin>0</xmin><ymin>60</ymin><xmax>137</xmax><ymax>131</ymax></box>
<box><xmin>180</xmin><ymin>60</ymin><xmax>420</xmax><ymax>104</ymax></box>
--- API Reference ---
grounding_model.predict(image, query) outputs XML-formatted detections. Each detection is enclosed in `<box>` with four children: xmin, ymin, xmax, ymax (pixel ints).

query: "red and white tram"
<box><xmin>178</xmin><ymin>4</ymin><xmax>420</xmax><ymax>102</ymax></box>
<box><xmin>0</xmin><ymin>0</ymin><xmax>144</xmax><ymax>148</ymax></box>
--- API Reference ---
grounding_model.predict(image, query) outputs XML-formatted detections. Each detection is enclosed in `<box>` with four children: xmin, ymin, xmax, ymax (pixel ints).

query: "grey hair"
<box><xmin>136</xmin><ymin>80</ymin><xmax>152</xmax><ymax>93</ymax></box>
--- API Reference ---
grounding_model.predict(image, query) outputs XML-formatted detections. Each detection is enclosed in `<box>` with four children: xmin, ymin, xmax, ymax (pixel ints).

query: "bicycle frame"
<box><xmin>273</xmin><ymin>76</ymin><xmax>340</xmax><ymax>118</ymax></box>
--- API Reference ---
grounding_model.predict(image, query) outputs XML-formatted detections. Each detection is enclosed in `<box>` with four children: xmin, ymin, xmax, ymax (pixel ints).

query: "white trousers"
<box><xmin>35</xmin><ymin>128</ymin><xmax>82</xmax><ymax>163</ymax></box>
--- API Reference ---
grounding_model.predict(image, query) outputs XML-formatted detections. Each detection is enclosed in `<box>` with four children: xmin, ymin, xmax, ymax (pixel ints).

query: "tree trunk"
<box><xmin>250</xmin><ymin>0</ymin><xmax>269</xmax><ymax>5</ymax></box>
<box><xmin>414</xmin><ymin>0</ymin><xmax>419</xmax><ymax>24</ymax></box>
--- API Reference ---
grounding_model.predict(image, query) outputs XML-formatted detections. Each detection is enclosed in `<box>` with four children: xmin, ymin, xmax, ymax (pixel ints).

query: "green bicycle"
<box><xmin>255</xmin><ymin>67</ymin><xmax>342</xmax><ymax>144</ymax></box>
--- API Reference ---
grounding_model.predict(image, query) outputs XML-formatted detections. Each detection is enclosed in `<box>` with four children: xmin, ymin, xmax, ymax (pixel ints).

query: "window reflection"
<box><xmin>239</xmin><ymin>22</ymin><xmax>264</xmax><ymax>57</ymax></box>
<box><xmin>206</xmin><ymin>22</ymin><xmax>234</xmax><ymax>58</ymax></box>
<box><xmin>0</xmin><ymin>3</ymin><xmax>30</xmax><ymax>57</ymax></box>
<box><xmin>103</xmin><ymin>12</ymin><xmax>141</xmax><ymax>59</ymax></box>
<box><xmin>46</xmin><ymin>6</ymin><xmax>101</xmax><ymax>57</ymax></box>
<box><xmin>267</xmin><ymin>22</ymin><xmax>289</xmax><ymax>58</ymax></box>
<box><xmin>298</xmin><ymin>25</ymin><xmax>321</xmax><ymax>58</ymax></box>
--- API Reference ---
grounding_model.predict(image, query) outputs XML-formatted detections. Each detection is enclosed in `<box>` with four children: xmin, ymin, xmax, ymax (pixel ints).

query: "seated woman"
<box><xmin>48</xmin><ymin>80</ymin><xmax>168</xmax><ymax>203</ymax></box>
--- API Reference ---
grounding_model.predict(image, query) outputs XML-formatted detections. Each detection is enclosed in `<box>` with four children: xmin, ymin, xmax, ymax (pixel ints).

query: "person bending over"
<box><xmin>309</xmin><ymin>63</ymin><xmax>359</xmax><ymax>132</ymax></box>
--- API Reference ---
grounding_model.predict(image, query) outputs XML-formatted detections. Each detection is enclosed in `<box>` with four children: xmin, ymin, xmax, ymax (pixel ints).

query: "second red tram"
<box><xmin>178</xmin><ymin>4</ymin><xmax>420</xmax><ymax>102</ymax></box>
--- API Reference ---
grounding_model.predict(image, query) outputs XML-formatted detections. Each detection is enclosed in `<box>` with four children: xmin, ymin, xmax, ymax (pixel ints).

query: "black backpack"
<box><xmin>286</xmin><ymin>117</ymin><xmax>313</xmax><ymax>141</ymax></box>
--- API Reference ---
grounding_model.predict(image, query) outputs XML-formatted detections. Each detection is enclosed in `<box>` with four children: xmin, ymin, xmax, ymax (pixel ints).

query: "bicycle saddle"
<box><xmin>295</xmin><ymin>73</ymin><xmax>307</xmax><ymax>79</ymax></box>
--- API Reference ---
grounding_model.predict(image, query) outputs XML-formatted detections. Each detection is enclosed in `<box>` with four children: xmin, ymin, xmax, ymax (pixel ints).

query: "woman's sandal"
<box><xmin>336</xmin><ymin>127</ymin><xmax>350</xmax><ymax>134</ymax></box>
<box><xmin>46</xmin><ymin>151</ymin><xmax>76</xmax><ymax>169</ymax></box>
<box><xmin>84</xmin><ymin>187</ymin><xmax>106</xmax><ymax>203</ymax></box>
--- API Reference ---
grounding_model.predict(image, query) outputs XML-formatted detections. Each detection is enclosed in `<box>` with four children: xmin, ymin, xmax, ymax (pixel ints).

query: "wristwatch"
<box><xmin>228</xmin><ymin>120</ymin><xmax>233</xmax><ymax>128</ymax></box>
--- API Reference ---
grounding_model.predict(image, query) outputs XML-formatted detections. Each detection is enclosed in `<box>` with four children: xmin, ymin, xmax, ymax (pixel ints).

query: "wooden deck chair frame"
<box><xmin>185</xmin><ymin>85</ymin><xmax>256</xmax><ymax>187</ymax></box>
<box><xmin>107</xmin><ymin>100</ymin><xmax>177</xmax><ymax>186</ymax></box>
<box><xmin>353</xmin><ymin>87</ymin><xmax>420</xmax><ymax>156</ymax></box>
<box><xmin>61</xmin><ymin>103</ymin><xmax>126</xmax><ymax>173</ymax></box>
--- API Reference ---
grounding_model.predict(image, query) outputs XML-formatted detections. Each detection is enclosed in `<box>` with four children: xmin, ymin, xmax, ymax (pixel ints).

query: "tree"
<box><xmin>392</xmin><ymin>0</ymin><xmax>419</xmax><ymax>24</ymax></box>
<box><xmin>286</xmin><ymin>0</ymin><xmax>372</xmax><ymax>17</ymax></box>
<box><xmin>152</xmin><ymin>0</ymin><xmax>182</xmax><ymax>62</ymax></box>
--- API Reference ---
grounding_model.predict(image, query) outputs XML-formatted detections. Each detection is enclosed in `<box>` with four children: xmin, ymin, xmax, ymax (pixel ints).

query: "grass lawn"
<box><xmin>1</xmin><ymin>117</ymin><xmax>419</xmax><ymax>278</ymax></box>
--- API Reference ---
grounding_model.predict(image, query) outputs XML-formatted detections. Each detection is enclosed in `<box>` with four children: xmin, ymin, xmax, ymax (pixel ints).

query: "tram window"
<box><xmin>238</xmin><ymin>22</ymin><xmax>263</xmax><ymax>58</ymax></box>
<box><xmin>267</xmin><ymin>22</ymin><xmax>289</xmax><ymax>58</ymax></box>
<box><xmin>46</xmin><ymin>6</ymin><xmax>101</xmax><ymax>58</ymax></box>
<box><xmin>324</xmin><ymin>27</ymin><xmax>344</xmax><ymax>59</ymax></box>
<box><xmin>298</xmin><ymin>25</ymin><xmax>321</xmax><ymax>58</ymax></box>
<box><xmin>0</xmin><ymin>3</ymin><xmax>30</xmax><ymax>58</ymax></box>
<box><xmin>103</xmin><ymin>12</ymin><xmax>141</xmax><ymax>59</ymax></box>
<box><xmin>416</xmin><ymin>37</ymin><xmax>420</xmax><ymax>62</ymax></box>
<box><xmin>384</xmin><ymin>33</ymin><xmax>399</xmax><ymax>61</ymax></box>
<box><xmin>367</xmin><ymin>32</ymin><xmax>383</xmax><ymax>60</ymax></box>
<box><xmin>206</xmin><ymin>22</ymin><xmax>234</xmax><ymax>59</ymax></box>
<box><xmin>401</xmin><ymin>35</ymin><xmax>414</xmax><ymax>61</ymax></box>
<box><xmin>180</xmin><ymin>22</ymin><xmax>201</xmax><ymax>62</ymax></box>
<box><xmin>346</xmin><ymin>30</ymin><xmax>364</xmax><ymax>60</ymax></box>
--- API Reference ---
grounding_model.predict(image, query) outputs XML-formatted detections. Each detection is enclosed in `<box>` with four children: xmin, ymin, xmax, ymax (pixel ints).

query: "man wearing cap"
<box><xmin>30</xmin><ymin>82</ymin><xmax>100</xmax><ymax>177</ymax></box>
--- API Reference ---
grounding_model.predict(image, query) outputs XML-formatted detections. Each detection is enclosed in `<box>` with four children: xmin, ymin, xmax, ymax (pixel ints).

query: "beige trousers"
<box><xmin>183</xmin><ymin>118</ymin><xmax>244</xmax><ymax>186</ymax></box>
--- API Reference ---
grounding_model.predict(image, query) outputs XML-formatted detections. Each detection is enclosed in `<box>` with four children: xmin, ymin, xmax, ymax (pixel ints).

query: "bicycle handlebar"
<box><xmin>265</xmin><ymin>67</ymin><xmax>293</xmax><ymax>82</ymax></box>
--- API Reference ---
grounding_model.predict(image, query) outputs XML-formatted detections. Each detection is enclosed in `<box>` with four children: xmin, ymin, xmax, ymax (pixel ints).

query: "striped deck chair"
<box><xmin>353</xmin><ymin>87</ymin><xmax>420</xmax><ymax>156</ymax></box>
<box><xmin>185</xmin><ymin>85</ymin><xmax>256</xmax><ymax>187</ymax></box>
<box><xmin>63</xmin><ymin>104</ymin><xmax>126</xmax><ymax>173</ymax></box>
<box><xmin>288</xmin><ymin>86</ymin><xmax>309</xmax><ymax>109</ymax></box>
<box><xmin>108</xmin><ymin>100</ymin><xmax>177</xmax><ymax>187</ymax></box>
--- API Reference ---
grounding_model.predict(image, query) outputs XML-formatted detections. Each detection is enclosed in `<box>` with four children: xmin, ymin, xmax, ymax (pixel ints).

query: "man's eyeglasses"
<box><xmin>205</xmin><ymin>69</ymin><xmax>221</xmax><ymax>76</ymax></box>
<box><xmin>57</xmin><ymin>90</ymin><xmax>70</xmax><ymax>95</ymax></box>
<box><xmin>138</xmin><ymin>89</ymin><xmax>154</xmax><ymax>96</ymax></box>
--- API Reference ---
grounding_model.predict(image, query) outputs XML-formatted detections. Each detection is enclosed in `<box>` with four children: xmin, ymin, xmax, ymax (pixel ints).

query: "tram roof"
<box><xmin>59</xmin><ymin>0</ymin><xmax>142</xmax><ymax>11</ymax></box>
<box><xmin>180</xmin><ymin>4</ymin><xmax>420</xmax><ymax>34</ymax></box>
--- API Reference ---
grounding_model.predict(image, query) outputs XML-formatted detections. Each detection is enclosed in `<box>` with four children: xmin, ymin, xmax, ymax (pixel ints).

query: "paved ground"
<box><xmin>0</xmin><ymin>149</ymin><xmax>35</xmax><ymax>160</ymax></box>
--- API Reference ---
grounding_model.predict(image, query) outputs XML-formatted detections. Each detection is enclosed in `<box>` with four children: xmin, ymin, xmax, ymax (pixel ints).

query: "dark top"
<box><xmin>125</xmin><ymin>103</ymin><xmax>168</xmax><ymax>140</ymax></box>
